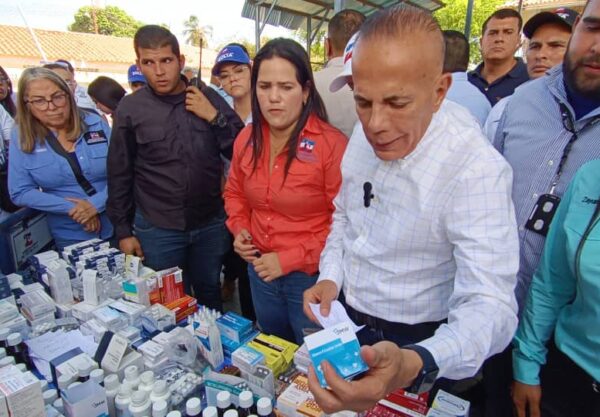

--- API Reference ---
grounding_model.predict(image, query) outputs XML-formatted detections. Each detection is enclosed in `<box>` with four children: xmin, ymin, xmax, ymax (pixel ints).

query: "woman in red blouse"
<box><xmin>224</xmin><ymin>38</ymin><xmax>348</xmax><ymax>343</ymax></box>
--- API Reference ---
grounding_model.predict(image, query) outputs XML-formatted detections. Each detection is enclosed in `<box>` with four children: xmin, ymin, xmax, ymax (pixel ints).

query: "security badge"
<box><xmin>84</xmin><ymin>130</ymin><xmax>108</xmax><ymax>145</ymax></box>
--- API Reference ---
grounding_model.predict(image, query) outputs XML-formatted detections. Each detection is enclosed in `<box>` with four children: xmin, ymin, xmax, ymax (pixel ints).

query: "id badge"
<box><xmin>525</xmin><ymin>194</ymin><xmax>561</xmax><ymax>236</ymax></box>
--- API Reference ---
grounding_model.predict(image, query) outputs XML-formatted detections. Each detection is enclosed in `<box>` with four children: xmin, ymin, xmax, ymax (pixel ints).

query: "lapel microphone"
<box><xmin>363</xmin><ymin>182</ymin><xmax>374</xmax><ymax>207</ymax></box>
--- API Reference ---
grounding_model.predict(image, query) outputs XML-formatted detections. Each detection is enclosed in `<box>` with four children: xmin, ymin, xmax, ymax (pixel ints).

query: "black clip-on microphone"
<box><xmin>363</xmin><ymin>182</ymin><xmax>374</xmax><ymax>207</ymax></box>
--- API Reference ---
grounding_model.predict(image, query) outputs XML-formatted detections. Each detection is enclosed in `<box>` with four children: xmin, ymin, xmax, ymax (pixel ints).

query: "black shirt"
<box><xmin>106</xmin><ymin>82</ymin><xmax>244</xmax><ymax>239</ymax></box>
<box><xmin>468</xmin><ymin>58</ymin><xmax>529</xmax><ymax>105</ymax></box>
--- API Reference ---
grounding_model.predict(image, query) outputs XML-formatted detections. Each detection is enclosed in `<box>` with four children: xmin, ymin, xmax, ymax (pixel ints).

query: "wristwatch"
<box><xmin>209</xmin><ymin>111</ymin><xmax>228</xmax><ymax>128</ymax></box>
<box><xmin>403</xmin><ymin>344</ymin><xmax>439</xmax><ymax>394</ymax></box>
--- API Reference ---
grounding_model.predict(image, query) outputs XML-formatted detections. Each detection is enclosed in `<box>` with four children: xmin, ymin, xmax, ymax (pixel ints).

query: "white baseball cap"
<box><xmin>329</xmin><ymin>32</ymin><xmax>360</xmax><ymax>92</ymax></box>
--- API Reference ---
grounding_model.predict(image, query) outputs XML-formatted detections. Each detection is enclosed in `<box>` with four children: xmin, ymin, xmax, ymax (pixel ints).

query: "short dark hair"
<box><xmin>134</xmin><ymin>25</ymin><xmax>180</xmax><ymax>57</ymax></box>
<box><xmin>249</xmin><ymin>38</ymin><xmax>327</xmax><ymax>178</ymax></box>
<box><xmin>327</xmin><ymin>9</ymin><xmax>366</xmax><ymax>53</ymax></box>
<box><xmin>42</xmin><ymin>63</ymin><xmax>70</xmax><ymax>73</ymax></box>
<box><xmin>55</xmin><ymin>59</ymin><xmax>75</xmax><ymax>74</ymax></box>
<box><xmin>482</xmin><ymin>8</ymin><xmax>523</xmax><ymax>34</ymax></box>
<box><xmin>0</xmin><ymin>65</ymin><xmax>16</xmax><ymax>117</ymax></box>
<box><xmin>88</xmin><ymin>76</ymin><xmax>126</xmax><ymax>112</ymax></box>
<box><xmin>443</xmin><ymin>30</ymin><xmax>469</xmax><ymax>72</ymax></box>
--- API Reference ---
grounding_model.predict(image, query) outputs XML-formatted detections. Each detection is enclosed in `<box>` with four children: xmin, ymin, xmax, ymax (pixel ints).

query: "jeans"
<box><xmin>248</xmin><ymin>265</ymin><xmax>318</xmax><ymax>344</ymax></box>
<box><xmin>134</xmin><ymin>210</ymin><xmax>230</xmax><ymax>312</ymax></box>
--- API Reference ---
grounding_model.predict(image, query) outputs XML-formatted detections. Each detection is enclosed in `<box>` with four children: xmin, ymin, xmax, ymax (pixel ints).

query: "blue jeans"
<box><xmin>248</xmin><ymin>265</ymin><xmax>319</xmax><ymax>344</ymax></box>
<box><xmin>134</xmin><ymin>210</ymin><xmax>230</xmax><ymax>312</ymax></box>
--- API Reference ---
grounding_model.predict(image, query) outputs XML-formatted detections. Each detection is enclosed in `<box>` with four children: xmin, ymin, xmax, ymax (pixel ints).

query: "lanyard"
<box><xmin>550</xmin><ymin>102</ymin><xmax>600</xmax><ymax>194</ymax></box>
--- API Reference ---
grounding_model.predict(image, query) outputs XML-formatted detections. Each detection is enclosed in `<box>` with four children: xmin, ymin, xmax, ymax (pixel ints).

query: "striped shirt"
<box><xmin>319</xmin><ymin>101</ymin><xmax>519</xmax><ymax>380</ymax></box>
<box><xmin>494</xmin><ymin>65</ymin><xmax>600</xmax><ymax>312</ymax></box>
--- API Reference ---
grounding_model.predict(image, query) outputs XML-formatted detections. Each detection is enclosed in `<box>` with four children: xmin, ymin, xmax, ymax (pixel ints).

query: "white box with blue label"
<box><xmin>304</xmin><ymin>321</ymin><xmax>368</xmax><ymax>388</ymax></box>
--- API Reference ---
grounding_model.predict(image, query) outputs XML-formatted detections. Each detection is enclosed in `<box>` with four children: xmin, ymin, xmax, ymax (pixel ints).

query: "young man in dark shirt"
<box><xmin>469</xmin><ymin>9</ymin><xmax>529</xmax><ymax>105</ymax></box>
<box><xmin>107</xmin><ymin>25</ymin><xmax>244</xmax><ymax>311</ymax></box>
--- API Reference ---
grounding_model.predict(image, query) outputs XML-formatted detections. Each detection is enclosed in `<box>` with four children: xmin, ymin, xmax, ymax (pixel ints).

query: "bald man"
<box><xmin>303</xmin><ymin>5</ymin><xmax>519</xmax><ymax>413</ymax></box>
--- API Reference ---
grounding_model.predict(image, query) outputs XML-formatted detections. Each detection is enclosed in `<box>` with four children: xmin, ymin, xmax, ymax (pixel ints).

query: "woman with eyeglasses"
<box><xmin>8</xmin><ymin>67</ymin><xmax>113</xmax><ymax>249</ymax></box>
<box><xmin>224</xmin><ymin>38</ymin><xmax>348</xmax><ymax>343</ymax></box>
<box><xmin>512</xmin><ymin>159</ymin><xmax>600</xmax><ymax>417</ymax></box>
<box><xmin>213</xmin><ymin>44</ymin><xmax>253</xmax><ymax>124</ymax></box>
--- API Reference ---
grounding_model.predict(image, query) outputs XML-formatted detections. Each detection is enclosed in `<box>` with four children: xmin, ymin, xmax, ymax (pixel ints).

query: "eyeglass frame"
<box><xmin>25</xmin><ymin>92</ymin><xmax>69</xmax><ymax>111</ymax></box>
<box><xmin>217</xmin><ymin>64</ymin><xmax>250</xmax><ymax>84</ymax></box>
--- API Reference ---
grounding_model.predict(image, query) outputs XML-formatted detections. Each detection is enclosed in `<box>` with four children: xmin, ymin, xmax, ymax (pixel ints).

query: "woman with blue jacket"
<box><xmin>8</xmin><ymin>68</ymin><xmax>112</xmax><ymax>249</ymax></box>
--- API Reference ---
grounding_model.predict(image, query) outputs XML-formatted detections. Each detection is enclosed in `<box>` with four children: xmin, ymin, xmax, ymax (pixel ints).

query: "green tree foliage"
<box><xmin>68</xmin><ymin>5</ymin><xmax>144</xmax><ymax>38</ymax></box>
<box><xmin>183</xmin><ymin>15</ymin><xmax>213</xmax><ymax>47</ymax></box>
<box><xmin>294</xmin><ymin>29</ymin><xmax>327</xmax><ymax>71</ymax></box>
<box><xmin>434</xmin><ymin>0</ymin><xmax>506</xmax><ymax>64</ymax></box>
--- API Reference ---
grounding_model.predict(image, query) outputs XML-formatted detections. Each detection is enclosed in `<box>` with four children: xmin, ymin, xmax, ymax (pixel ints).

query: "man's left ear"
<box><xmin>433</xmin><ymin>72</ymin><xmax>452</xmax><ymax>110</ymax></box>
<box><xmin>179</xmin><ymin>54</ymin><xmax>186</xmax><ymax>70</ymax></box>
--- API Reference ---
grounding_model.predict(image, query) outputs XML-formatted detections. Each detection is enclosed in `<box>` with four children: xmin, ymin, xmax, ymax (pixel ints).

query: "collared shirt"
<box><xmin>8</xmin><ymin>111</ymin><xmax>113</xmax><ymax>242</ymax></box>
<box><xmin>319</xmin><ymin>101</ymin><xmax>519</xmax><ymax>380</ymax></box>
<box><xmin>469</xmin><ymin>58</ymin><xmax>529</xmax><ymax>105</ymax></box>
<box><xmin>446</xmin><ymin>72</ymin><xmax>491</xmax><ymax>126</ymax></box>
<box><xmin>494</xmin><ymin>65</ymin><xmax>600</xmax><ymax>311</ymax></box>
<box><xmin>314</xmin><ymin>57</ymin><xmax>357</xmax><ymax>138</ymax></box>
<box><xmin>224</xmin><ymin>114</ymin><xmax>347</xmax><ymax>275</ymax></box>
<box><xmin>513</xmin><ymin>159</ymin><xmax>600</xmax><ymax>385</ymax></box>
<box><xmin>0</xmin><ymin>105</ymin><xmax>14</xmax><ymax>168</ymax></box>
<box><xmin>484</xmin><ymin>95</ymin><xmax>510</xmax><ymax>141</ymax></box>
<box><xmin>107</xmin><ymin>82</ymin><xmax>244</xmax><ymax>239</ymax></box>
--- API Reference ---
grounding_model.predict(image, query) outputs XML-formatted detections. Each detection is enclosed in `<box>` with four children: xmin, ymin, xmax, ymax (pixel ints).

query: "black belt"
<box><xmin>345</xmin><ymin>304</ymin><xmax>446</xmax><ymax>341</ymax></box>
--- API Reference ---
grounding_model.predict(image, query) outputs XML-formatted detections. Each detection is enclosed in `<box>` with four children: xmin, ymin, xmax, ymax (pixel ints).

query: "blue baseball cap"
<box><xmin>212</xmin><ymin>45</ymin><xmax>251</xmax><ymax>75</ymax></box>
<box><xmin>128</xmin><ymin>64</ymin><xmax>146</xmax><ymax>84</ymax></box>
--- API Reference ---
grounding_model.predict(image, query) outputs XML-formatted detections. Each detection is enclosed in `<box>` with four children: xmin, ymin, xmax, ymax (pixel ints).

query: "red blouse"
<box><xmin>224</xmin><ymin>114</ymin><xmax>348</xmax><ymax>275</ymax></box>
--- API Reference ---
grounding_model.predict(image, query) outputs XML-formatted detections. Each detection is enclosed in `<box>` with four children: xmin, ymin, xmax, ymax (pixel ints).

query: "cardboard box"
<box><xmin>0</xmin><ymin>365</ymin><xmax>45</xmax><ymax>417</ymax></box>
<box><xmin>431</xmin><ymin>390</ymin><xmax>470</xmax><ymax>417</ymax></box>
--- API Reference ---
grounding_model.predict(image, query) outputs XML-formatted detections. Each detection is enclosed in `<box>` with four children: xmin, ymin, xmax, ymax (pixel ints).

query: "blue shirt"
<box><xmin>494</xmin><ymin>65</ymin><xmax>600</xmax><ymax>312</ymax></box>
<box><xmin>446</xmin><ymin>72</ymin><xmax>492</xmax><ymax>126</ymax></box>
<box><xmin>513</xmin><ymin>159</ymin><xmax>600</xmax><ymax>385</ymax></box>
<box><xmin>469</xmin><ymin>58</ymin><xmax>529</xmax><ymax>105</ymax></box>
<box><xmin>8</xmin><ymin>111</ymin><xmax>113</xmax><ymax>244</ymax></box>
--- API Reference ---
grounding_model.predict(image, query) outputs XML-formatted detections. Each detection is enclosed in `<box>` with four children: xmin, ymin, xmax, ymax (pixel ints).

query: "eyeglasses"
<box><xmin>218</xmin><ymin>65</ymin><xmax>249</xmax><ymax>84</ymax></box>
<box><xmin>26</xmin><ymin>93</ymin><xmax>68</xmax><ymax>111</ymax></box>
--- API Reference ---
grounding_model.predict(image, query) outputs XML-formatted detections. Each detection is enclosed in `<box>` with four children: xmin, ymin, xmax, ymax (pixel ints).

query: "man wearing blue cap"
<box><xmin>127</xmin><ymin>64</ymin><xmax>146</xmax><ymax>92</ymax></box>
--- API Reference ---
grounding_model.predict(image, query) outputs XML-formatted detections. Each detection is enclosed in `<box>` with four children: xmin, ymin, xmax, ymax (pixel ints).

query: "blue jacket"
<box><xmin>8</xmin><ymin>111</ymin><xmax>113</xmax><ymax>243</ymax></box>
<box><xmin>513</xmin><ymin>159</ymin><xmax>600</xmax><ymax>384</ymax></box>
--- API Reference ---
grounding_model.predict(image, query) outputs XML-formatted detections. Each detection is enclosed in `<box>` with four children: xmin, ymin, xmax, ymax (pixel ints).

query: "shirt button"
<box><xmin>548</xmin><ymin>160</ymin><xmax>554</xmax><ymax>166</ymax></box>
<box><xmin>533</xmin><ymin>193</ymin><xmax>539</xmax><ymax>199</ymax></box>
<box><xmin>274</xmin><ymin>165</ymin><xmax>279</xmax><ymax>169</ymax></box>
<box><xmin>519</xmin><ymin>226</ymin><xmax>525</xmax><ymax>231</ymax></box>
<box><xmin>79</xmin><ymin>157</ymin><xmax>83</xmax><ymax>160</ymax></box>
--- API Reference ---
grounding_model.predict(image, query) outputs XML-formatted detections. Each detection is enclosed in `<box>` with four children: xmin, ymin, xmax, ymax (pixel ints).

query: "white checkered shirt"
<box><xmin>319</xmin><ymin>101</ymin><xmax>519</xmax><ymax>379</ymax></box>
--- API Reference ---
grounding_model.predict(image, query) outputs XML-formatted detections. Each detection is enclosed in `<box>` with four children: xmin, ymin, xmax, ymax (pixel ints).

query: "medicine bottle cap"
<box><xmin>239</xmin><ymin>391</ymin><xmax>253</xmax><ymax>408</ymax></box>
<box><xmin>0</xmin><ymin>328</ymin><xmax>10</xmax><ymax>341</ymax></box>
<box><xmin>257</xmin><ymin>398</ymin><xmax>273</xmax><ymax>416</ymax></box>
<box><xmin>216</xmin><ymin>391</ymin><xmax>231</xmax><ymax>408</ymax></box>
<box><xmin>186</xmin><ymin>397</ymin><xmax>201</xmax><ymax>415</ymax></box>
<box><xmin>140</xmin><ymin>370</ymin><xmax>154</xmax><ymax>385</ymax></box>
<box><xmin>68</xmin><ymin>381</ymin><xmax>81</xmax><ymax>389</ymax></box>
<box><xmin>0</xmin><ymin>356</ymin><xmax>15</xmax><ymax>367</ymax></box>
<box><xmin>0</xmin><ymin>347</ymin><xmax>6</xmax><ymax>359</ymax></box>
<box><xmin>39</xmin><ymin>378</ymin><xmax>49</xmax><ymax>391</ymax></box>
<box><xmin>53</xmin><ymin>398</ymin><xmax>63</xmax><ymax>409</ymax></box>
<box><xmin>43</xmin><ymin>389</ymin><xmax>58</xmax><ymax>403</ymax></box>
<box><xmin>224</xmin><ymin>410</ymin><xmax>239</xmax><ymax>417</ymax></box>
<box><xmin>15</xmin><ymin>363</ymin><xmax>26</xmax><ymax>372</ymax></box>
<box><xmin>57</xmin><ymin>374</ymin><xmax>73</xmax><ymax>390</ymax></box>
<box><xmin>117</xmin><ymin>384</ymin><xmax>132</xmax><ymax>397</ymax></box>
<box><xmin>153</xmin><ymin>399</ymin><xmax>168</xmax><ymax>414</ymax></box>
<box><xmin>104</xmin><ymin>374</ymin><xmax>120</xmax><ymax>391</ymax></box>
<box><xmin>124</xmin><ymin>365</ymin><xmax>139</xmax><ymax>380</ymax></box>
<box><xmin>131</xmin><ymin>390</ymin><xmax>148</xmax><ymax>405</ymax></box>
<box><xmin>203</xmin><ymin>406</ymin><xmax>218</xmax><ymax>417</ymax></box>
<box><xmin>90</xmin><ymin>368</ymin><xmax>104</xmax><ymax>384</ymax></box>
<box><xmin>166</xmin><ymin>412</ymin><xmax>182</xmax><ymax>417</ymax></box>
<box><xmin>78</xmin><ymin>362</ymin><xmax>94</xmax><ymax>377</ymax></box>
<box><xmin>152</xmin><ymin>380</ymin><xmax>168</xmax><ymax>395</ymax></box>
<box><xmin>6</xmin><ymin>333</ymin><xmax>21</xmax><ymax>346</ymax></box>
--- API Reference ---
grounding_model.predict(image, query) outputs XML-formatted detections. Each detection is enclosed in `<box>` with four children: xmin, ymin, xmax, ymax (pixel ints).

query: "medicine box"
<box><xmin>431</xmin><ymin>390</ymin><xmax>470</xmax><ymax>417</ymax></box>
<box><xmin>62</xmin><ymin>379</ymin><xmax>109</xmax><ymax>417</ymax></box>
<box><xmin>304</xmin><ymin>321</ymin><xmax>368</xmax><ymax>388</ymax></box>
<box><xmin>0</xmin><ymin>365</ymin><xmax>45</xmax><ymax>417</ymax></box>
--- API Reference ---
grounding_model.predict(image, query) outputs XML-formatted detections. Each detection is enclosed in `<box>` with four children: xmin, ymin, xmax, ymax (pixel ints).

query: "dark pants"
<box><xmin>134</xmin><ymin>210</ymin><xmax>230</xmax><ymax>312</ymax></box>
<box><xmin>248</xmin><ymin>265</ymin><xmax>318</xmax><ymax>344</ymax></box>
<box><xmin>538</xmin><ymin>342</ymin><xmax>600</xmax><ymax>417</ymax></box>
<box><xmin>481</xmin><ymin>346</ymin><xmax>513</xmax><ymax>417</ymax></box>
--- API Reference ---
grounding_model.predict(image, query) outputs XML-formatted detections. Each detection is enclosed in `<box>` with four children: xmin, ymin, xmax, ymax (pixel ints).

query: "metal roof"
<box><xmin>242</xmin><ymin>0</ymin><xmax>445</xmax><ymax>31</ymax></box>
